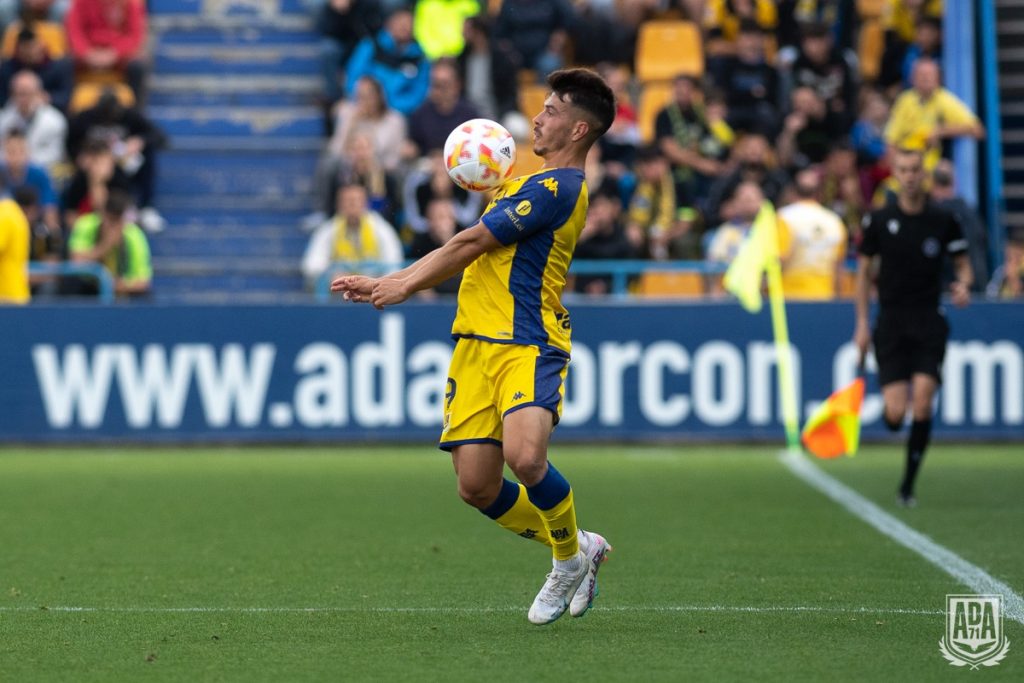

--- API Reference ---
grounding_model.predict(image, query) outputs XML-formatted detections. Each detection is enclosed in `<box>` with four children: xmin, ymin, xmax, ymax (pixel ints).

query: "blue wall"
<box><xmin>1</xmin><ymin>302</ymin><xmax>1021</xmax><ymax>443</ymax></box>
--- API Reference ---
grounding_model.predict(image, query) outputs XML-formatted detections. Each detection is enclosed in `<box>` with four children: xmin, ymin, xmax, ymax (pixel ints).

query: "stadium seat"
<box><xmin>1</xmin><ymin>20</ymin><xmax>66</xmax><ymax>59</ymax></box>
<box><xmin>636</xmin><ymin>272</ymin><xmax>705</xmax><ymax>297</ymax></box>
<box><xmin>519</xmin><ymin>82</ymin><xmax>548</xmax><ymax>120</ymax></box>
<box><xmin>856</xmin><ymin>0</ymin><xmax>886</xmax><ymax>19</ymax></box>
<box><xmin>858</xmin><ymin>19</ymin><xmax>884</xmax><ymax>81</ymax></box>
<box><xmin>638</xmin><ymin>82</ymin><xmax>675</xmax><ymax>143</ymax></box>
<box><xmin>69</xmin><ymin>81</ymin><xmax>135</xmax><ymax>114</ymax></box>
<box><xmin>635</xmin><ymin>21</ymin><xmax>703</xmax><ymax>83</ymax></box>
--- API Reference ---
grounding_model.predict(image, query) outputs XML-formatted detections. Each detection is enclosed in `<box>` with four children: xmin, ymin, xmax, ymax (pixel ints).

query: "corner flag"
<box><xmin>722</xmin><ymin>201</ymin><xmax>800</xmax><ymax>448</ymax></box>
<box><xmin>801</xmin><ymin>377</ymin><xmax>865</xmax><ymax>458</ymax></box>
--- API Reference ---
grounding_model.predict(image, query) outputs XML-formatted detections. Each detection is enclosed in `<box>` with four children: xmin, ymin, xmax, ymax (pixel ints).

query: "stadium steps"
<box><xmin>997</xmin><ymin>0</ymin><xmax>1024</xmax><ymax>217</ymax></box>
<box><xmin>147</xmin><ymin>0</ymin><xmax>322</xmax><ymax>304</ymax></box>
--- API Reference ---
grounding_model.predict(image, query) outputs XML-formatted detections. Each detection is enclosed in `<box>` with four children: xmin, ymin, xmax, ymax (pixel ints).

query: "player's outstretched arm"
<box><xmin>369</xmin><ymin>223</ymin><xmax>501</xmax><ymax>309</ymax></box>
<box><xmin>330</xmin><ymin>274</ymin><xmax>377</xmax><ymax>302</ymax></box>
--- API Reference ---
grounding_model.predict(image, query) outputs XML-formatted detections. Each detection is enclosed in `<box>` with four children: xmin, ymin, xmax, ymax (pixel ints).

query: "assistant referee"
<box><xmin>853</xmin><ymin>148</ymin><xmax>973</xmax><ymax>507</ymax></box>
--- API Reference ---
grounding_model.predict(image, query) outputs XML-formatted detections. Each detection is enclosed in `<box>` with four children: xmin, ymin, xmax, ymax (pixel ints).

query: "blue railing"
<box><xmin>978</xmin><ymin>0</ymin><xmax>1006</xmax><ymax>272</ymax></box>
<box><xmin>314</xmin><ymin>259</ymin><xmax>731</xmax><ymax>302</ymax></box>
<box><xmin>28</xmin><ymin>261</ymin><xmax>116</xmax><ymax>304</ymax></box>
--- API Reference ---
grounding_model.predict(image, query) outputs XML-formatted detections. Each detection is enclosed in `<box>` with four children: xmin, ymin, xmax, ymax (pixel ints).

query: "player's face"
<box><xmin>532</xmin><ymin>94</ymin><xmax>583</xmax><ymax>157</ymax></box>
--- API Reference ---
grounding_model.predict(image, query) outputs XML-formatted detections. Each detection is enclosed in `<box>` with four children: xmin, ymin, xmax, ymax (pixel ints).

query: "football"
<box><xmin>443</xmin><ymin>118</ymin><xmax>516</xmax><ymax>192</ymax></box>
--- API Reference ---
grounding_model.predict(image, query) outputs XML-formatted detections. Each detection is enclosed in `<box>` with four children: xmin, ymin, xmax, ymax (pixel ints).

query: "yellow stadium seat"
<box><xmin>512</xmin><ymin>147</ymin><xmax>545</xmax><ymax>178</ymax></box>
<box><xmin>857</xmin><ymin>0</ymin><xmax>886</xmax><ymax>19</ymax></box>
<box><xmin>636</xmin><ymin>21</ymin><xmax>703</xmax><ymax>83</ymax></box>
<box><xmin>636</xmin><ymin>272</ymin><xmax>705</xmax><ymax>297</ymax></box>
<box><xmin>858</xmin><ymin>19</ymin><xmax>884</xmax><ymax>81</ymax></box>
<box><xmin>638</xmin><ymin>82</ymin><xmax>675</xmax><ymax>143</ymax></box>
<box><xmin>519</xmin><ymin>82</ymin><xmax>548</xmax><ymax>120</ymax></box>
<box><xmin>69</xmin><ymin>82</ymin><xmax>135</xmax><ymax>114</ymax></box>
<box><xmin>2</xmin><ymin>20</ymin><xmax>66</xmax><ymax>60</ymax></box>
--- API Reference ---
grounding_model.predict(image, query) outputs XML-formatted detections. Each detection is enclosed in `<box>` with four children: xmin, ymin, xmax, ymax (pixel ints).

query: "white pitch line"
<box><xmin>780</xmin><ymin>449</ymin><xmax>1024</xmax><ymax>626</ymax></box>
<box><xmin>0</xmin><ymin>604</ymin><xmax>941</xmax><ymax>616</ymax></box>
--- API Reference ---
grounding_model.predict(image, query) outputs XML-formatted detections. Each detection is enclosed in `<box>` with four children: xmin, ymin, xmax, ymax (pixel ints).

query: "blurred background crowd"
<box><xmin>1</xmin><ymin>0</ymin><xmax>1022</xmax><ymax>303</ymax></box>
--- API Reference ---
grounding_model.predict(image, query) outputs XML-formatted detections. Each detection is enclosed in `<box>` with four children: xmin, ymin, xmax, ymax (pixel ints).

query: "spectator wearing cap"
<box><xmin>0</xmin><ymin>70</ymin><xmax>68</xmax><ymax>169</ymax></box>
<box><xmin>404</xmin><ymin>58</ymin><xmax>480</xmax><ymax>161</ymax></box>
<box><xmin>344</xmin><ymin>7</ymin><xmax>430</xmax><ymax>116</ymax></box>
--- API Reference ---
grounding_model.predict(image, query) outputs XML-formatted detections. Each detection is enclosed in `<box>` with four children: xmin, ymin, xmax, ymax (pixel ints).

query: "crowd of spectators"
<box><xmin>304</xmin><ymin>0</ymin><xmax>1022</xmax><ymax>301</ymax></box>
<box><xmin>0</xmin><ymin>0</ymin><xmax>162</xmax><ymax>303</ymax></box>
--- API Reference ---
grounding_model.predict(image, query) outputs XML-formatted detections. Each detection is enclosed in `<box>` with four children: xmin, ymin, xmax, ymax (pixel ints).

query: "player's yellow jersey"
<box><xmin>451</xmin><ymin>168</ymin><xmax>588</xmax><ymax>356</ymax></box>
<box><xmin>0</xmin><ymin>197</ymin><xmax>30</xmax><ymax>304</ymax></box>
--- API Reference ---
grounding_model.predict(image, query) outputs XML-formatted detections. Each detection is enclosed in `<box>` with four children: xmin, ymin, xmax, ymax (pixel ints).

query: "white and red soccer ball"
<box><xmin>443</xmin><ymin>118</ymin><xmax>516</xmax><ymax>192</ymax></box>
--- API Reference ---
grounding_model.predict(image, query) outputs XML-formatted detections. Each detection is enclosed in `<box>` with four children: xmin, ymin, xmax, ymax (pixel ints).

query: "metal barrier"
<box><xmin>28</xmin><ymin>261</ymin><xmax>116</xmax><ymax>304</ymax></box>
<box><xmin>315</xmin><ymin>259</ymin><xmax>731</xmax><ymax>302</ymax></box>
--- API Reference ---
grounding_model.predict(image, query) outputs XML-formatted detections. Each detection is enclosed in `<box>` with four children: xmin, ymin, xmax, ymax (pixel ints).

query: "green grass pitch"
<box><xmin>0</xmin><ymin>444</ymin><xmax>1021</xmax><ymax>682</ymax></box>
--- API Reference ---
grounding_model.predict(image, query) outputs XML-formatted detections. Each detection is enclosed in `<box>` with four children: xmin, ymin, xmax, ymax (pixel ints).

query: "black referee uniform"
<box><xmin>859</xmin><ymin>200</ymin><xmax>969</xmax><ymax>500</ymax></box>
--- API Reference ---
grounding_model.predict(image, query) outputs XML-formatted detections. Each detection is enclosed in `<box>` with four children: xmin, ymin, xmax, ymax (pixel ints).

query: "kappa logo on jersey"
<box><xmin>511</xmin><ymin>391</ymin><xmax>526</xmax><ymax>401</ymax></box>
<box><xmin>519</xmin><ymin>528</ymin><xmax>539</xmax><ymax>540</ymax></box>
<box><xmin>539</xmin><ymin>177</ymin><xmax>559</xmax><ymax>197</ymax></box>
<box><xmin>515</xmin><ymin>200</ymin><xmax>532</xmax><ymax>216</ymax></box>
<box><xmin>888</xmin><ymin>219</ymin><xmax>900</xmax><ymax>234</ymax></box>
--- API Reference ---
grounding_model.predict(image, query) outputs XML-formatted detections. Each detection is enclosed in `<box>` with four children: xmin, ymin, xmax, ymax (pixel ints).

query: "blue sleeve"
<box><xmin>480</xmin><ymin>171</ymin><xmax>579</xmax><ymax>246</ymax></box>
<box><xmin>30</xmin><ymin>167</ymin><xmax>57</xmax><ymax>207</ymax></box>
<box><xmin>390</xmin><ymin>54</ymin><xmax>430</xmax><ymax>115</ymax></box>
<box><xmin>344</xmin><ymin>38</ymin><xmax>374</xmax><ymax>95</ymax></box>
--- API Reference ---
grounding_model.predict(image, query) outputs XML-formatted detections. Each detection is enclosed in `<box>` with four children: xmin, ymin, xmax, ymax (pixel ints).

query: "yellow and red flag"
<box><xmin>801</xmin><ymin>378</ymin><xmax>865</xmax><ymax>458</ymax></box>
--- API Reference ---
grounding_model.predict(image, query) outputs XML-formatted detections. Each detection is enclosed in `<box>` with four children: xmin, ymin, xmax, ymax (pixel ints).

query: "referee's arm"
<box><xmin>853</xmin><ymin>254</ymin><xmax>874</xmax><ymax>364</ymax></box>
<box><xmin>950</xmin><ymin>253</ymin><xmax>973</xmax><ymax>307</ymax></box>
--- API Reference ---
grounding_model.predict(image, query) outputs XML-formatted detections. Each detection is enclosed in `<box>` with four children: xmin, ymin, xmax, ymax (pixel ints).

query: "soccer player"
<box><xmin>332</xmin><ymin>69</ymin><xmax>615</xmax><ymax>624</ymax></box>
<box><xmin>853</xmin><ymin>148</ymin><xmax>973</xmax><ymax>507</ymax></box>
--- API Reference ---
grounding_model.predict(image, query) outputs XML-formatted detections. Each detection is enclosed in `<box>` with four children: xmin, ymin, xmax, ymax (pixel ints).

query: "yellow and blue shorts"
<box><xmin>439</xmin><ymin>338</ymin><xmax>569</xmax><ymax>451</ymax></box>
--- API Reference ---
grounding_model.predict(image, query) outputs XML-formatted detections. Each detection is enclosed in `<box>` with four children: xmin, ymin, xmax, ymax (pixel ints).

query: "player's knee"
<box><xmin>505</xmin><ymin>454</ymin><xmax>547</xmax><ymax>488</ymax></box>
<box><xmin>883</xmin><ymin>414</ymin><xmax>903</xmax><ymax>432</ymax></box>
<box><xmin>457</xmin><ymin>480</ymin><xmax>499</xmax><ymax>510</ymax></box>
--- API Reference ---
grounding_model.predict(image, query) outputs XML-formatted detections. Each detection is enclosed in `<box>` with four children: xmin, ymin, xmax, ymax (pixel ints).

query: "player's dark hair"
<box><xmin>546</xmin><ymin>68</ymin><xmax>615</xmax><ymax>141</ymax></box>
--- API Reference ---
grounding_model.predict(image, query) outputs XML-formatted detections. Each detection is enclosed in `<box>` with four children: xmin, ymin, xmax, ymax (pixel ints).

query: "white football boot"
<box><xmin>527</xmin><ymin>551</ymin><xmax>589</xmax><ymax>625</ymax></box>
<box><xmin>570</xmin><ymin>530</ymin><xmax>612</xmax><ymax>618</ymax></box>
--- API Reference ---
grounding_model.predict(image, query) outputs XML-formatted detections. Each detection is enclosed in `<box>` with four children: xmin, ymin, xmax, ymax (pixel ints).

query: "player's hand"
<box><xmin>330</xmin><ymin>274</ymin><xmax>376</xmax><ymax>303</ymax></box>
<box><xmin>369</xmin><ymin>278</ymin><xmax>411</xmax><ymax>310</ymax></box>
<box><xmin>950</xmin><ymin>281</ymin><xmax>970</xmax><ymax>307</ymax></box>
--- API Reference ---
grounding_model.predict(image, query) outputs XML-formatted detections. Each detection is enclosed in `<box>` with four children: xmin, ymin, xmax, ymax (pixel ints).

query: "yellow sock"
<box><xmin>494</xmin><ymin>484</ymin><xmax>551</xmax><ymax>546</ymax></box>
<box><xmin>481</xmin><ymin>479</ymin><xmax>550</xmax><ymax>546</ymax></box>
<box><xmin>525</xmin><ymin>464</ymin><xmax>580</xmax><ymax>560</ymax></box>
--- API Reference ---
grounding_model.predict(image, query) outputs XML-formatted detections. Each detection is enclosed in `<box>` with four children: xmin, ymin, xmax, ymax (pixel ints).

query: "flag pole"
<box><xmin>762</xmin><ymin>205</ymin><xmax>800</xmax><ymax>449</ymax></box>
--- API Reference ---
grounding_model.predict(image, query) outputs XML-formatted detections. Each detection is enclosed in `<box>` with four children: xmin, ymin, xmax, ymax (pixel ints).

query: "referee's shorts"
<box><xmin>872</xmin><ymin>307</ymin><xmax>950</xmax><ymax>386</ymax></box>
